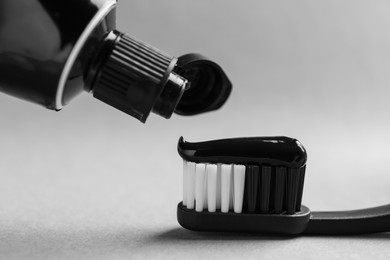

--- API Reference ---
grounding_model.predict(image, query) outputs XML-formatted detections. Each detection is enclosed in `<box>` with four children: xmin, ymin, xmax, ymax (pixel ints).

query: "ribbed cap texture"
<box><xmin>93</xmin><ymin>33</ymin><xmax>174</xmax><ymax>122</ymax></box>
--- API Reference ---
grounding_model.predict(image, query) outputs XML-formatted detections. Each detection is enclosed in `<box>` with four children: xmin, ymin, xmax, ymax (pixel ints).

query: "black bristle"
<box><xmin>259</xmin><ymin>166</ymin><xmax>272</xmax><ymax>213</ymax></box>
<box><xmin>273</xmin><ymin>167</ymin><xmax>287</xmax><ymax>214</ymax></box>
<box><xmin>295</xmin><ymin>166</ymin><xmax>306</xmax><ymax>212</ymax></box>
<box><xmin>286</xmin><ymin>168</ymin><xmax>300</xmax><ymax>214</ymax></box>
<box><xmin>242</xmin><ymin>165</ymin><xmax>306</xmax><ymax>215</ymax></box>
<box><xmin>245</xmin><ymin>165</ymin><xmax>259</xmax><ymax>213</ymax></box>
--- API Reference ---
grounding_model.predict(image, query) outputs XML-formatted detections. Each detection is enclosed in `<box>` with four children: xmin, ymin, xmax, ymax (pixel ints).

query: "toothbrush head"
<box><xmin>177</xmin><ymin>136</ymin><xmax>309</xmax><ymax>234</ymax></box>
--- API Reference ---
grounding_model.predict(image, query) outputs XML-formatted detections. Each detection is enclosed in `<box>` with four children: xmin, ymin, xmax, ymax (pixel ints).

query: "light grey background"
<box><xmin>1</xmin><ymin>0</ymin><xmax>390</xmax><ymax>259</ymax></box>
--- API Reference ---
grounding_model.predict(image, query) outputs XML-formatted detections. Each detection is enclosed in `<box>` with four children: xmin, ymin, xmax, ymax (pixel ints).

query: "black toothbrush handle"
<box><xmin>177</xmin><ymin>203</ymin><xmax>390</xmax><ymax>235</ymax></box>
<box><xmin>306</xmin><ymin>204</ymin><xmax>390</xmax><ymax>235</ymax></box>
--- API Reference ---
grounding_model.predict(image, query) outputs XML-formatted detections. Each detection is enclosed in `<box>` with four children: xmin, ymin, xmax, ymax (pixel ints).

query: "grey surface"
<box><xmin>1</xmin><ymin>0</ymin><xmax>390</xmax><ymax>259</ymax></box>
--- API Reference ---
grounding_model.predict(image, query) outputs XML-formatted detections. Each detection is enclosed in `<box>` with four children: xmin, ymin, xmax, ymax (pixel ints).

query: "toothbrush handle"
<box><xmin>305</xmin><ymin>204</ymin><xmax>390</xmax><ymax>234</ymax></box>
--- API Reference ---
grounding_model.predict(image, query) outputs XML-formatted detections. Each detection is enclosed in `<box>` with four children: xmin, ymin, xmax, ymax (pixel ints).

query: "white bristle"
<box><xmin>186</xmin><ymin>162</ymin><xmax>196</xmax><ymax>209</ymax></box>
<box><xmin>195</xmin><ymin>164</ymin><xmax>206</xmax><ymax>212</ymax></box>
<box><xmin>229</xmin><ymin>171</ymin><xmax>234</xmax><ymax>210</ymax></box>
<box><xmin>216</xmin><ymin>164</ymin><xmax>222</xmax><ymax>209</ymax></box>
<box><xmin>233</xmin><ymin>165</ymin><xmax>246</xmax><ymax>213</ymax></box>
<box><xmin>221</xmin><ymin>164</ymin><xmax>233</xmax><ymax>213</ymax></box>
<box><xmin>203</xmin><ymin>169</ymin><xmax>208</xmax><ymax>210</ymax></box>
<box><xmin>182</xmin><ymin>161</ymin><xmax>246</xmax><ymax>214</ymax></box>
<box><xmin>182</xmin><ymin>160</ymin><xmax>188</xmax><ymax>206</ymax></box>
<box><xmin>206</xmin><ymin>164</ymin><xmax>218</xmax><ymax>212</ymax></box>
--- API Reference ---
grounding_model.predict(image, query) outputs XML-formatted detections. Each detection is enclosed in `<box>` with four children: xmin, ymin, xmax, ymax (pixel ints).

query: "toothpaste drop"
<box><xmin>221</xmin><ymin>164</ymin><xmax>233</xmax><ymax>213</ymax></box>
<box><xmin>195</xmin><ymin>163</ymin><xmax>206</xmax><ymax>212</ymax></box>
<box><xmin>186</xmin><ymin>162</ymin><xmax>196</xmax><ymax>209</ymax></box>
<box><xmin>233</xmin><ymin>165</ymin><xmax>246</xmax><ymax>213</ymax></box>
<box><xmin>206</xmin><ymin>164</ymin><xmax>218</xmax><ymax>212</ymax></box>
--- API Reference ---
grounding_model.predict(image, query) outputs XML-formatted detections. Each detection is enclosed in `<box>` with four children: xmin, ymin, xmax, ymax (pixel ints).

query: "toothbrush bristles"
<box><xmin>183</xmin><ymin>160</ymin><xmax>306</xmax><ymax>215</ymax></box>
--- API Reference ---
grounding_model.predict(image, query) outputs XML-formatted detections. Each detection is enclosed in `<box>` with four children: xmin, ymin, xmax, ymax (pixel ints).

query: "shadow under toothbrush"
<box><xmin>154</xmin><ymin>227</ymin><xmax>390</xmax><ymax>242</ymax></box>
<box><xmin>153</xmin><ymin>227</ymin><xmax>296</xmax><ymax>241</ymax></box>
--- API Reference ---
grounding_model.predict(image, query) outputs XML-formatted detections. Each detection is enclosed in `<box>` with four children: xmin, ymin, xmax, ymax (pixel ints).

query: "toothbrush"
<box><xmin>177</xmin><ymin>136</ymin><xmax>390</xmax><ymax>235</ymax></box>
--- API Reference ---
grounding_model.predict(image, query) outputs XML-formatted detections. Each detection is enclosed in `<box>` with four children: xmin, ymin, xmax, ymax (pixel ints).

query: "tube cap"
<box><xmin>91</xmin><ymin>31</ymin><xmax>187</xmax><ymax>123</ymax></box>
<box><xmin>174</xmin><ymin>53</ymin><xmax>232</xmax><ymax>115</ymax></box>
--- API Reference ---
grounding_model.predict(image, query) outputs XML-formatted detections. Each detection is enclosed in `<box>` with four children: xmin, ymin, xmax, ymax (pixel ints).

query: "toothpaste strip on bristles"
<box><xmin>183</xmin><ymin>160</ymin><xmax>246</xmax><ymax>213</ymax></box>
